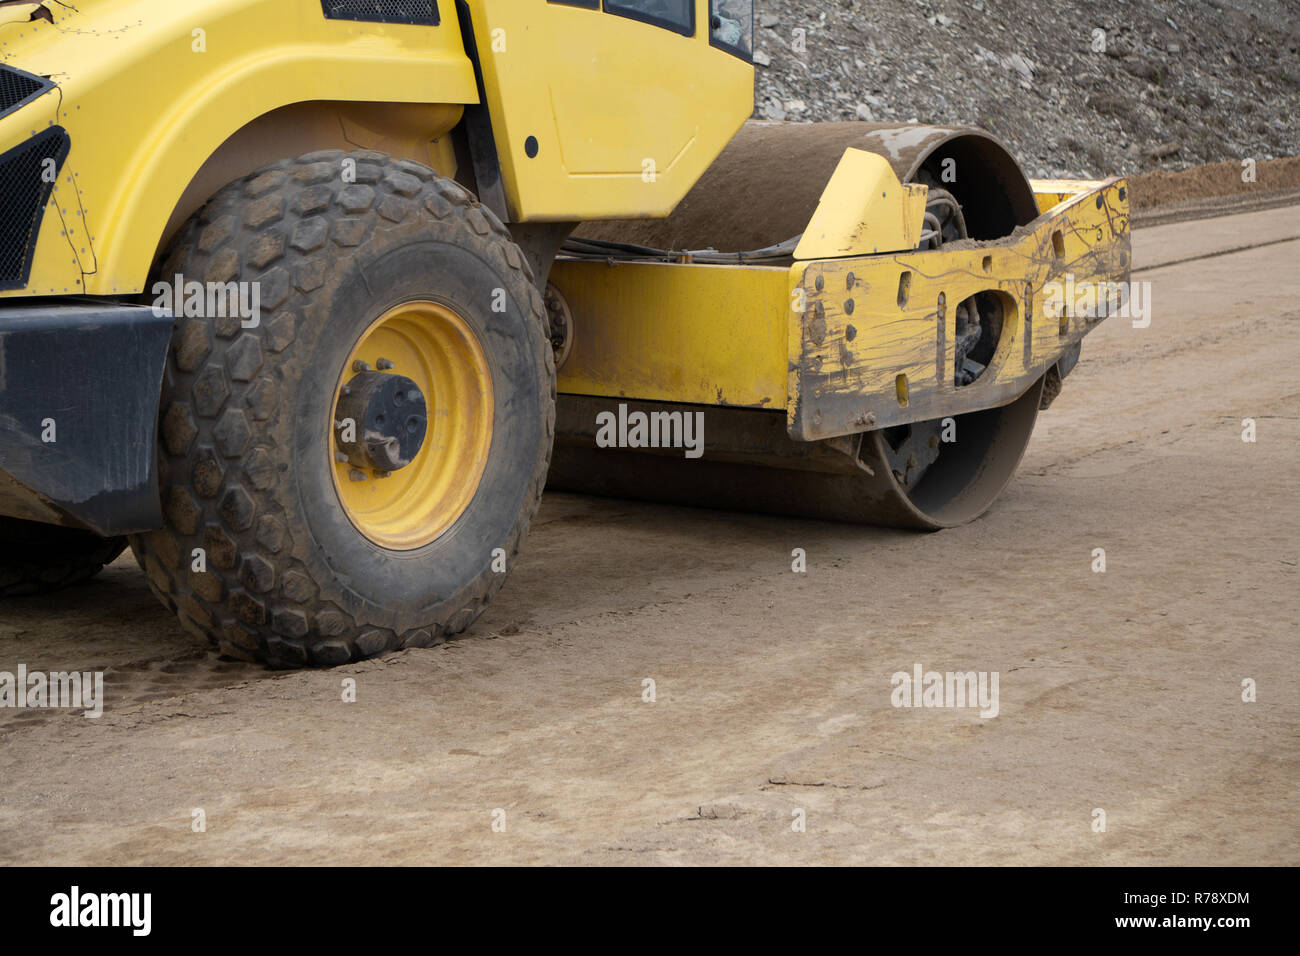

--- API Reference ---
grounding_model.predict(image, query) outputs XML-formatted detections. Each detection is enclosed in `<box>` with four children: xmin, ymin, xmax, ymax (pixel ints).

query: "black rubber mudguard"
<box><xmin>0</xmin><ymin>300</ymin><xmax>173</xmax><ymax>535</ymax></box>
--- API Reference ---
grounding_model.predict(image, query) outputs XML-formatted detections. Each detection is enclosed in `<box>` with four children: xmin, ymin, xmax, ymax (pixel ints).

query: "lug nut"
<box><xmin>352</xmin><ymin>360</ymin><xmax>370</xmax><ymax>372</ymax></box>
<box><xmin>374</xmin><ymin>470</ymin><xmax>391</xmax><ymax>479</ymax></box>
<box><xmin>334</xmin><ymin>450</ymin><xmax>348</xmax><ymax>463</ymax></box>
<box><xmin>348</xmin><ymin>468</ymin><xmax>367</xmax><ymax>482</ymax></box>
<box><xmin>376</xmin><ymin>357</ymin><xmax>395</xmax><ymax>370</ymax></box>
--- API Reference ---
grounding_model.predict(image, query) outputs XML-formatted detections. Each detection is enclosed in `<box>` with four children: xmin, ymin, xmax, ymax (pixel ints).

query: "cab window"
<box><xmin>709</xmin><ymin>0</ymin><xmax>752</xmax><ymax>59</ymax></box>
<box><xmin>604</xmin><ymin>0</ymin><xmax>694</xmax><ymax>37</ymax></box>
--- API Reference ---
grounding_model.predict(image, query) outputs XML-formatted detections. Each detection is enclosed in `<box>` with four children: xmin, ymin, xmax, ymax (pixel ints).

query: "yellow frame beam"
<box><xmin>552</xmin><ymin>259</ymin><xmax>789</xmax><ymax>409</ymax></box>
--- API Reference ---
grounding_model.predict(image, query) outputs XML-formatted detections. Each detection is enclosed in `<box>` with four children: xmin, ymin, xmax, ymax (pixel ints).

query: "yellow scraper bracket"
<box><xmin>787</xmin><ymin>178</ymin><xmax>1131</xmax><ymax>441</ymax></box>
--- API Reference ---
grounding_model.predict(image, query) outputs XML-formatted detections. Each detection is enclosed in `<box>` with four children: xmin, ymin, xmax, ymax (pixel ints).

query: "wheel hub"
<box><xmin>329</xmin><ymin>300</ymin><xmax>494</xmax><ymax>551</ymax></box>
<box><xmin>335</xmin><ymin>367</ymin><xmax>427</xmax><ymax>473</ymax></box>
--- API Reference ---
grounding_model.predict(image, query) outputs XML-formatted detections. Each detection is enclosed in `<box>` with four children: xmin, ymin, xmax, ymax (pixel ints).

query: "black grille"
<box><xmin>0</xmin><ymin>65</ymin><xmax>53</xmax><ymax>121</ymax></box>
<box><xmin>321</xmin><ymin>0</ymin><xmax>440</xmax><ymax>24</ymax></box>
<box><xmin>0</xmin><ymin>127</ymin><xmax>70</xmax><ymax>291</ymax></box>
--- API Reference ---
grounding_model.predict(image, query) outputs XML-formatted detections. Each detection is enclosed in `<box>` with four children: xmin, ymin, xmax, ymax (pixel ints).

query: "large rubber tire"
<box><xmin>130</xmin><ymin>150</ymin><xmax>555</xmax><ymax>666</ymax></box>
<box><xmin>0</xmin><ymin>517</ymin><xmax>126</xmax><ymax>597</ymax></box>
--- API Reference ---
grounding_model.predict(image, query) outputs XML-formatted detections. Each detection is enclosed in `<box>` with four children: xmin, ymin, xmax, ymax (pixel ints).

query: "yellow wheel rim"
<box><xmin>330</xmin><ymin>300</ymin><xmax>493</xmax><ymax>550</ymax></box>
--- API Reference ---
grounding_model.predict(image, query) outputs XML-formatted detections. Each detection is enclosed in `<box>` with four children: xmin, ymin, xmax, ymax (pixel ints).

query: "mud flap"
<box><xmin>0</xmin><ymin>301</ymin><xmax>173</xmax><ymax>534</ymax></box>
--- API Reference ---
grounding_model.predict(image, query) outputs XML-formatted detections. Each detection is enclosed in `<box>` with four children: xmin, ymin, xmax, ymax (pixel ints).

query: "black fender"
<box><xmin>0</xmin><ymin>301</ymin><xmax>172</xmax><ymax>535</ymax></box>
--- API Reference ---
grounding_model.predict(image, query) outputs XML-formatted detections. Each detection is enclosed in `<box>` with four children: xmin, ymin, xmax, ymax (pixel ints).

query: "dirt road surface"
<box><xmin>1</xmin><ymin>207</ymin><xmax>1297</xmax><ymax>866</ymax></box>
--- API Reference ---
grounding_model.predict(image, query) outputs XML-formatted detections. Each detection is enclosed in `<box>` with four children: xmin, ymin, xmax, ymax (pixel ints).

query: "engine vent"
<box><xmin>321</xmin><ymin>0</ymin><xmax>440</xmax><ymax>24</ymax></box>
<box><xmin>0</xmin><ymin>65</ymin><xmax>53</xmax><ymax>121</ymax></box>
<box><xmin>0</xmin><ymin>127</ymin><xmax>70</xmax><ymax>291</ymax></box>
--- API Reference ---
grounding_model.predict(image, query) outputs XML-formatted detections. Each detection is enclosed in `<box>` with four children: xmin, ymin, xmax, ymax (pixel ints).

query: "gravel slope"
<box><xmin>749</xmin><ymin>0</ymin><xmax>1299</xmax><ymax>177</ymax></box>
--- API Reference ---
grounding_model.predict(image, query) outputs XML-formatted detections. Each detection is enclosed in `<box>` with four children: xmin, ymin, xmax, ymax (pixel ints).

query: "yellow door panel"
<box><xmin>548</xmin><ymin>78</ymin><xmax>698</xmax><ymax>177</ymax></box>
<box><xmin>467</xmin><ymin>0</ymin><xmax>753</xmax><ymax>221</ymax></box>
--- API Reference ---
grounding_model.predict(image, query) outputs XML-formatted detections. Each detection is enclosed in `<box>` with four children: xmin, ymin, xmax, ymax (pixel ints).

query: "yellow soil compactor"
<box><xmin>0</xmin><ymin>1</ymin><xmax>1129</xmax><ymax>665</ymax></box>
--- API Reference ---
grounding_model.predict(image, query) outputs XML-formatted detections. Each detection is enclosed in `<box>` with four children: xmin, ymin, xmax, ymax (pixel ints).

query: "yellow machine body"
<box><xmin>0</xmin><ymin>0</ymin><xmax>752</xmax><ymax>297</ymax></box>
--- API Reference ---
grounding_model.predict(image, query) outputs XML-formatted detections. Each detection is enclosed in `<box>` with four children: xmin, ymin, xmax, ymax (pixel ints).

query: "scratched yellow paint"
<box><xmin>788</xmin><ymin>178</ymin><xmax>1131</xmax><ymax>439</ymax></box>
